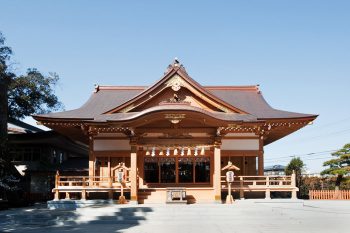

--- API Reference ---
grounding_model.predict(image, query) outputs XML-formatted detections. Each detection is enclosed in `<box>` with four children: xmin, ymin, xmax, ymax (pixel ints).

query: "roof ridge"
<box><xmin>205</xmin><ymin>85</ymin><xmax>260</xmax><ymax>91</ymax></box>
<box><xmin>95</xmin><ymin>85</ymin><xmax>147</xmax><ymax>91</ymax></box>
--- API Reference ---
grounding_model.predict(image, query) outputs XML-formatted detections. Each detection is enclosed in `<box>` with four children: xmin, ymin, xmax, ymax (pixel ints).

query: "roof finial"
<box><xmin>174</xmin><ymin>57</ymin><xmax>180</xmax><ymax>66</ymax></box>
<box><xmin>94</xmin><ymin>83</ymin><xmax>99</xmax><ymax>93</ymax></box>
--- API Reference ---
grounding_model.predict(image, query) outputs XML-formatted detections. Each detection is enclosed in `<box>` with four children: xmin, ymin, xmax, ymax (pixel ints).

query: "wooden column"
<box><xmin>88</xmin><ymin>135</ymin><xmax>95</xmax><ymax>177</ymax></box>
<box><xmin>107</xmin><ymin>156</ymin><xmax>111</xmax><ymax>177</ymax></box>
<box><xmin>175</xmin><ymin>154</ymin><xmax>179</xmax><ymax>184</ymax></box>
<box><xmin>258</xmin><ymin>136</ymin><xmax>264</xmax><ymax>176</ymax></box>
<box><xmin>213</xmin><ymin>138</ymin><xmax>222</xmax><ymax>203</ymax></box>
<box><xmin>242</xmin><ymin>156</ymin><xmax>246</xmax><ymax>176</ymax></box>
<box><xmin>54</xmin><ymin>171</ymin><xmax>60</xmax><ymax>200</ymax></box>
<box><xmin>137</xmin><ymin>151</ymin><xmax>144</xmax><ymax>188</ymax></box>
<box><xmin>258</xmin><ymin>152</ymin><xmax>264</xmax><ymax>176</ymax></box>
<box><xmin>81</xmin><ymin>177</ymin><xmax>86</xmax><ymax>200</ymax></box>
<box><xmin>130</xmin><ymin>143</ymin><xmax>138</xmax><ymax>203</ymax></box>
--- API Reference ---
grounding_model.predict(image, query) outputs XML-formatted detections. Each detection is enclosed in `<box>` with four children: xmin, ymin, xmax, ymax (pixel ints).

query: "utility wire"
<box><xmin>306</xmin><ymin>116</ymin><xmax>350</xmax><ymax>131</ymax></box>
<box><xmin>288</xmin><ymin>128</ymin><xmax>350</xmax><ymax>143</ymax></box>
<box><xmin>265</xmin><ymin>149</ymin><xmax>337</xmax><ymax>161</ymax></box>
<box><xmin>266</xmin><ymin>156</ymin><xmax>333</xmax><ymax>163</ymax></box>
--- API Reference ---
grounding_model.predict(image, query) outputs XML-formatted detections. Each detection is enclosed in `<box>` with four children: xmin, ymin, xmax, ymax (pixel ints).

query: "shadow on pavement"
<box><xmin>0</xmin><ymin>205</ymin><xmax>153</xmax><ymax>233</ymax></box>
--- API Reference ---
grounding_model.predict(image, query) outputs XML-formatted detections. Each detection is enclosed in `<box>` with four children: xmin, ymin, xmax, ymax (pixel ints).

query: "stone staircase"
<box><xmin>137</xmin><ymin>189</ymin><xmax>166</xmax><ymax>204</ymax></box>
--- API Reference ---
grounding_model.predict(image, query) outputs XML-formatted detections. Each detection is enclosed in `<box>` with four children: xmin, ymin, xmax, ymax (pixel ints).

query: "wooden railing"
<box><xmin>309</xmin><ymin>190</ymin><xmax>350</xmax><ymax>200</ymax></box>
<box><xmin>57</xmin><ymin>176</ymin><xmax>131</xmax><ymax>188</ymax></box>
<box><xmin>221</xmin><ymin>174</ymin><xmax>298</xmax><ymax>199</ymax></box>
<box><xmin>53</xmin><ymin>173</ymin><xmax>131</xmax><ymax>201</ymax></box>
<box><xmin>53</xmin><ymin>173</ymin><xmax>298</xmax><ymax>201</ymax></box>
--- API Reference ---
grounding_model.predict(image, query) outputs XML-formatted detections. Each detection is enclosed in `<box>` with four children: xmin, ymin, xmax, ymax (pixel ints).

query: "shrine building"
<box><xmin>34</xmin><ymin>60</ymin><xmax>317</xmax><ymax>204</ymax></box>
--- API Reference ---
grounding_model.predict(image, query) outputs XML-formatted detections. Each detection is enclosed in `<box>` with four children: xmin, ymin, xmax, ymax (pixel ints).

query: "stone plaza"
<box><xmin>0</xmin><ymin>200</ymin><xmax>348</xmax><ymax>233</ymax></box>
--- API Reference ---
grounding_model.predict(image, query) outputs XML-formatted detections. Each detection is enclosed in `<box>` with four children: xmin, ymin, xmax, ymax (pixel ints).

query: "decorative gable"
<box><xmin>104</xmin><ymin>60</ymin><xmax>248</xmax><ymax>115</ymax></box>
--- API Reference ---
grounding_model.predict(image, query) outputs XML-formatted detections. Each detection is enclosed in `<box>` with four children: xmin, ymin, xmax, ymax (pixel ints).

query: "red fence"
<box><xmin>309</xmin><ymin>190</ymin><xmax>350</xmax><ymax>200</ymax></box>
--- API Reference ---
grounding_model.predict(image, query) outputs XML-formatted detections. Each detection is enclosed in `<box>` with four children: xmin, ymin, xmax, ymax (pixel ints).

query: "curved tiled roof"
<box><xmin>36</xmin><ymin>85</ymin><xmax>316</xmax><ymax>121</ymax></box>
<box><xmin>34</xmin><ymin>62</ymin><xmax>317</xmax><ymax>122</ymax></box>
<box><xmin>207</xmin><ymin>88</ymin><xmax>315</xmax><ymax>119</ymax></box>
<box><xmin>40</xmin><ymin>89</ymin><xmax>143</xmax><ymax>119</ymax></box>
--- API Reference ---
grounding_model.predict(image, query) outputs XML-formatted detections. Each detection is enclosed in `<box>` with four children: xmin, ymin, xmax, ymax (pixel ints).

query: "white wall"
<box><xmin>221</xmin><ymin>139</ymin><xmax>259</xmax><ymax>150</ymax></box>
<box><xmin>93</xmin><ymin>140</ymin><xmax>131</xmax><ymax>151</ymax></box>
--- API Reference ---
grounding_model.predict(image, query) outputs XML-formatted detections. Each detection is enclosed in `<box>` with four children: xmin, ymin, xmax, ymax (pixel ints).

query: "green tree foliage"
<box><xmin>285</xmin><ymin>157</ymin><xmax>305</xmax><ymax>175</ymax></box>
<box><xmin>8</xmin><ymin>69</ymin><xmax>63</xmax><ymax>119</ymax></box>
<box><xmin>321</xmin><ymin>143</ymin><xmax>350</xmax><ymax>189</ymax></box>
<box><xmin>285</xmin><ymin>157</ymin><xmax>305</xmax><ymax>198</ymax></box>
<box><xmin>0</xmin><ymin>32</ymin><xmax>14</xmax><ymax>142</ymax></box>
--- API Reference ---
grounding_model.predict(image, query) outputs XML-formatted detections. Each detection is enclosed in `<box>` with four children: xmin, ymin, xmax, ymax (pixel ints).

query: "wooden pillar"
<box><xmin>258</xmin><ymin>136</ymin><xmax>264</xmax><ymax>176</ymax></box>
<box><xmin>54</xmin><ymin>171</ymin><xmax>60</xmax><ymax>201</ymax></box>
<box><xmin>88</xmin><ymin>135</ymin><xmax>95</xmax><ymax>177</ymax></box>
<box><xmin>81</xmin><ymin>177</ymin><xmax>86</xmax><ymax>200</ymax></box>
<box><xmin>137</xmin><ymin>152</ymin><xmax>144</xmax><ymax>188</ymax></box>
<box><xmin>108</xmin><ymin>156</ymin><xmax>111</xmax><ymax>177</ymax></box>
<box><xmin>239</xmin><ymin>177</ymin><xmax>244</xmax><ymax>199</ymax></box>
<box><xmin>108</xmin><ymin>176</ymin><xmax>113</xmax><ymax>199</ymax></box>
<box><xmin>130</xmin><ymin>143</ymin><xmax>138</xmax><ymax>204</ymax></box>
<box><xmin>258</xmin><ymin>152</ymin><xmax>264</xmax><ymax>176</ymax></box>
<box><xmin>213</xmin><ymin>138</ymin><xmax>222</xmax><ymax>203</ymax></box>
<box><xmin>242</xmin><ymin>156</ymin><xmax>246</xmax><ymax>176</ymax></box>
<box><xmin>175</xmin><ymin>153</ymin><xmax>179</xmax><ymax>184</ymax></box>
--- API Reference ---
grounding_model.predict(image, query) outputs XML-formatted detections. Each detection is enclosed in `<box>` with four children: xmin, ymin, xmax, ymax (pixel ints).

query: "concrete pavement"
<box><xmin>0</xmin><ymin>200</ymin><xmax>349</xmax><ymax>233</ymax></box>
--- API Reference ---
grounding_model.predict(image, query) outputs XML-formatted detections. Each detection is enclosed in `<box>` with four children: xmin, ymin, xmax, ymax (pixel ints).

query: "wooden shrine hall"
<box><xmin>34</xmin><ymin>60</ymin><xmax>317</xmax><ymax>204</ymax></box>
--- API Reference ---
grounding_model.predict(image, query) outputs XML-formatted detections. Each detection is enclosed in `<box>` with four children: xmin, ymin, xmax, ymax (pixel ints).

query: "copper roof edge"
<box><xmin>97</xmin><ymin>86</ymin><xmax>148</xmax><ymax>90</ymax></box>
<box><xmin>257</xmin><ymin>115</ymin><xmax>318</xmax><ymax>121</ymax></box>
<box><xmin>204</xmin><ymin>85</ymin><xmax>259</xmax><ymax>91</ymax></box>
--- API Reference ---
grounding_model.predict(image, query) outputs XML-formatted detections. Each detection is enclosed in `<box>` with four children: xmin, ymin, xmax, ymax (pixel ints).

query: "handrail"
<box><xmin>220</xmin><ymin>175</ymin><xmax>295</xmax><ymax>189</ymax></box>
<box><xmin>56</xmin><ymin>175</ymin><xmax>131</xmax><ymax>188</ymax></box>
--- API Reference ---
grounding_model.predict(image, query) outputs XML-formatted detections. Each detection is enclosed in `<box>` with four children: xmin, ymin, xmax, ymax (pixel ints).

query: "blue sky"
<box><xmin>1</xmin><ymin>0</ymin><xmax>350</xmax><ymax>172</ymax></box>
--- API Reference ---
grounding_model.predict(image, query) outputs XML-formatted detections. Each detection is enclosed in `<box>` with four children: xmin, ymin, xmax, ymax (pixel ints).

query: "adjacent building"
<box><xmin>7</xmin><ymin>119</ymin><xmax>88</xmax><ymax>201</ymax></box>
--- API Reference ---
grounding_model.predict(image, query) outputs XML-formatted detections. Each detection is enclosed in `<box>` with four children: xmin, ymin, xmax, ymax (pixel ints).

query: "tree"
<box><xmin>8</xmin><ymin>69</ymin><xmax>63</xmax><ymax>119</ymax></box>
<box><xmin>0</xmin><ymin>32</ymin><xmax>14</xmax><ymax>156</ymax></box>
<box><xmin>285</xmin><ymin>157</ymin><xmax>305</xmax><ymax>176</ymax></box>
<box><xmin>285</xmin><ymin>157</ymin><xmax>305</xmax><ymax>198</ymax></box>
<box><xmin>321</xmin><ymin>143</ymin><xmax>350</xmax><ymax>190</ymax></box>
<box><xmin>0</xmin><ymin>31</ymin><xmax>62</xmax><ymax>198</ymax></box>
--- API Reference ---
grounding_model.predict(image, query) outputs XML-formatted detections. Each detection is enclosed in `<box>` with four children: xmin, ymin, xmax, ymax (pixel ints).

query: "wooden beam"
<box><xmin>136</xmin><ymin>127</ymin><xmax>216</xmax><ymax>134</ymax></box>
<box><xmin>138</xmin><ymin>138</ymin><xmax>214</xmax><ymax>146</ymax></box>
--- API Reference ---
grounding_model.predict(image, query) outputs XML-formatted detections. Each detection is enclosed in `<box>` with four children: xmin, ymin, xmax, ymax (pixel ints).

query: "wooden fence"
<box><xmin>309</xmin><ymin>190</ymin><xmax>350</xmax><ymax>200</ymax></box>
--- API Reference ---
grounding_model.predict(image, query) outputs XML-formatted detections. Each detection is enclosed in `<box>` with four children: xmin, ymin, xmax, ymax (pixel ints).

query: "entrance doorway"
<box><xmin>143</xmin><ymin>156</ymin><xmax>210</xmax><ymax>184</ymax></box>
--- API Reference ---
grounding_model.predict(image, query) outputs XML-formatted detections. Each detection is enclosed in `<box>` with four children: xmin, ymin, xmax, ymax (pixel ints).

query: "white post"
<box><xmin>265</xmin><ymin>176</ymin><xmax>271</xmax><ymax>199</ymax></box>
<box><xmin>239</xmin><ymin>177</ymin><xmax>244</xmax><ymax>200</ymax></box>
<box><xmin>291</xmin><ymin>171</ymin><xmax>297</xmax><ymax>199</ymax></box>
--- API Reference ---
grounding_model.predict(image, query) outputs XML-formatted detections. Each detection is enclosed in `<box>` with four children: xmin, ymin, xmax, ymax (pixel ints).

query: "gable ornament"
<box><xmin>166</xmin><ymin>75</ymin><xmax>184</xmax><ymax>92</ymax></box>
